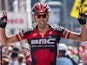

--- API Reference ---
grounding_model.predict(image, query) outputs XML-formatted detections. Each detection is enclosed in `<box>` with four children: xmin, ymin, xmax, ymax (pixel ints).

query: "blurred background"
<box><xmin>0</xmin><ymin>0</ymin><xmax>87</xmax><ymax>65</ymax></box>
<box><xmin>0</xmin><ymin>0</ymin><xmax>81</xmax><ymax>47</ymax></box>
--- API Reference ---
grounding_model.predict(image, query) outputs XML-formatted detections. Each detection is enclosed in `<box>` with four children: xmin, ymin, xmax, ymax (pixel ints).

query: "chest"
<box><xmin>27</xmin><ymin>30</ymin><xmax>60</xmax><ymax>45</ymax></box>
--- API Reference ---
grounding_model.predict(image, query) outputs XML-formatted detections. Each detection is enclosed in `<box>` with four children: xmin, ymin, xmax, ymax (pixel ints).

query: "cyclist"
<box><xmin>0</xmin><ymin>2</ymin><xmax>87</xmax><ymax>65</ymax></box>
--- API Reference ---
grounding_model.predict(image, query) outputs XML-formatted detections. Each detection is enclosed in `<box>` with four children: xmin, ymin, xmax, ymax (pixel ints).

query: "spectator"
<box><xmin>18</xmin><ymin>54</ymin><xmax>26</xmax><ymax>65</ymax></box>
<box><xmin>2</xmin><ymin>56</ymin><xmax>10</xmax><ymax>65</ymax></box>
<box><xmin>22</xmin><ymin>49</ymin><xmax>31</xmax><ymax>65</ymax></box>
<box><xmin>79</xmin><ymin>43</ymin><xmax>87</xmax><ymax>65</ymax></box>
<box><xmin>56</xmin><ymin>43</ymin><xmax>77</xmax><ymax>65</ymax></box>
<box><xmin>10</xmin><ymin>47</ymin><xmax>19</xmax><ymax>65</ymax></box>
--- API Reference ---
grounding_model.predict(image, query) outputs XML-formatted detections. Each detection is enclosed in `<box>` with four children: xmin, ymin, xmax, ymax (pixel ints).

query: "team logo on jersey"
<box><xmin>49</xmin><ymin>31</ymin><xmax>52</xmax><ymax>35</ymax></box>
<box><xmin>33</xmin><ymin>33</ymin><xmax>37</xmax><ymax>37</ymax></box>
<box><xmin>31</xmin><ymin>38</ymin><xmax>56</xmax><ymax>44</ymax></box>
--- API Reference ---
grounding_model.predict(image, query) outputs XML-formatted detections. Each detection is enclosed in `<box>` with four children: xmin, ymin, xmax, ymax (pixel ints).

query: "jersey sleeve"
<box><xmin>15</xmin><ymin>29</ymin><xmax>33</xmax><ymax>41</ymax></box>
<box><xmin>54</xmin><ymin>26</ymin><xmax>70</xmax><ymax>39</ymax></box>
<box><xmin>63</xmin><ymin>28</ymin><xmax>70</xmax><ymax>39</ymax></box>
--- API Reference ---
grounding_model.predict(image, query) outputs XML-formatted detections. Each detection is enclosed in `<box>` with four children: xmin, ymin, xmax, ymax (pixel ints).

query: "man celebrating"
<box><xmin>0</xmin><ymin>2</ymin><xmax>87</xmax><ymax>65</ymax></box>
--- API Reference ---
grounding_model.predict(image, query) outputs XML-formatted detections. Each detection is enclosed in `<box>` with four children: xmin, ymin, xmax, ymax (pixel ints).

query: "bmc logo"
<box><xmin>31</xmin><ymin>38</ymin><xmax>56</xmax><ymax>44</ymax></box>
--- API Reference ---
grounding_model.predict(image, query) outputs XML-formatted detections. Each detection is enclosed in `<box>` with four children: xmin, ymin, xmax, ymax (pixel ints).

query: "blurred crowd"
<box><xmin>0</xmin><ymin>45</ymin><xmax>31</xmax><ymax>65</ymax></box>
<box><xmin>0</xmin><ymin>43</ymin><xmax>87</xmax><ymax>65</ymax></box>
<box><xmin>57</xmin><ymin>43</ymin><xmax>87</xmax><ymax>65</ymax></box>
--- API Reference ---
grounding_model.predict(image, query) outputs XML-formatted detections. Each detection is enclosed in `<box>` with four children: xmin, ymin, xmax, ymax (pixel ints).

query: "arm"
<box><xmin>0</xmin><ymin>28</ymin><xmax>17</xmax><ymax>45</ymax></box>
<box><xmin>68</xmin><ymin>12</ymin><xmax>87</xmax><ymax>42</ymax></box>
<box><xmin>0</xmin><ymin>11</ymin><xmax>18</xmax><ymax>45</ymax></box>
<box><xmin>69</xmin><ymin>25</ymin><xmax>87</xmax><ymax>42</ymax></box>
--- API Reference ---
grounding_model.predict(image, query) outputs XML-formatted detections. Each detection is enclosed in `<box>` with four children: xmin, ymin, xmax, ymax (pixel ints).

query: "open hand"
<box><xmin>0</xmin><ymin>11</ymin><xmax>7</xmax><ymax>28</ymax></box>
<box><xmin>78</xmin><ymin>7</ymin><xmax>87</xmax><ymax>20</ymax></box>
<box><xmin>0</xmin><ymin>11</ymin><xmax>7</xmax><ymax>22</ymax></box>
<box><xmin>78</xmin><ymin>7</ymin><xmax>86</xmax><ymax>24</ymax></box>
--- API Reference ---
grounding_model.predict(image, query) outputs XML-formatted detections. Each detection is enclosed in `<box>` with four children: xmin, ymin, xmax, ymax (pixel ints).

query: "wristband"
<box><xmin>0</xmin><ymin>19</ymin><xmax>7</xmax><ymax>28</ymax></box>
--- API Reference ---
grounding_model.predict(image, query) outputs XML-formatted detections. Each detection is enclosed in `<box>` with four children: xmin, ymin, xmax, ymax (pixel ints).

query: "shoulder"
<box><xmin>57</xmin><ymin>57</ymin><xmax>73</xmax><ymax>65</ymax></box>
<box><xmin>22</xmin><ymin>28</ymin><xmax>34</xmax><ymax>34</ymax></box>
<box><xmin>52</xmin><ymin>26</ymin><xmax>65</xmax><ymax>33</ymax></box>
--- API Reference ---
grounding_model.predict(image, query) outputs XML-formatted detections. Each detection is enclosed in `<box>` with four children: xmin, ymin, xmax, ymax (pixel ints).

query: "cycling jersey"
<box><xmin>16</xmin><ymin>25</ymin><xmax>70</xmax><ymax>65</ymax></box>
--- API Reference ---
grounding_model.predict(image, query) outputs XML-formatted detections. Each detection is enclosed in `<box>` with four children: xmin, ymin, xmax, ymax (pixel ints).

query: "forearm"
<box><xmin>69</xmin><ymin>24</ymin><xmax>87</xmax><ymax>42</ymax></box>
<box><xmin>80</xmin><ymin>24</ymin><xmax>87</xmax><ymax>41</ymax></box>
<box><xmin>0</xmin><ymin>28</ymin><xmax>8</xmax><ymax>45</ymax></box>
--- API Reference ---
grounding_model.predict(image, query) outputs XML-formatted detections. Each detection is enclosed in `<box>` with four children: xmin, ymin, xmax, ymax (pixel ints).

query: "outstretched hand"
<box><xmin>78</xmin><ymin>7</ymin><xmax>87</xmax><ymax>25</ymax></box>
<box><xmin>0</xmin><ymin>11</ymin><xmax>7</xmax><ymax>22</ymax></box>
<box><xmin>0</xmin><ymin>11</ymin><xmax>7</xmax><ymax>28</ymax></box>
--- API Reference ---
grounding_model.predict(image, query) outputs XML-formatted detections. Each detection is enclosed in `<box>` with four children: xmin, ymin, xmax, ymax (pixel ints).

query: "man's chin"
<box><xmin>39</xmin><ymin>26</ymin><xmax>46</xmax><ymax>28</ymax></box>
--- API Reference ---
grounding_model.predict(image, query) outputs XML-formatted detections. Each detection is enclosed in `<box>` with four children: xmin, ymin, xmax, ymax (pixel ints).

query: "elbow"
<box><xmin>81</xmin><ymin>37</ymin><xmax>87</xmax><ymax>42</ymax></box>
<box><xmin>81</xmin><ymin>39</ymin><xmax>87</xmax><ymax>42</ymax></box>
<box><xmin>1</xmin><ymin>38</ymin><xmax>10</xmax><ymax>45</ymax></box>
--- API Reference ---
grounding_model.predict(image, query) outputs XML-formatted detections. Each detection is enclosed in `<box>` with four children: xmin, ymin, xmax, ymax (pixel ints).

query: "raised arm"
<box><xmin>69</xmin><ymin>25</ymin><xmax>87</xmax><ymax>42</ymax></box>
<box><xmin>0</xmin><ymin>11</ymin><xmax>18</xmax><ymax>45</ymax></box>
<box><xmin>68</xmin><ymin>12</ymin><xmax>87</xmax><ymax>42</ymax></box>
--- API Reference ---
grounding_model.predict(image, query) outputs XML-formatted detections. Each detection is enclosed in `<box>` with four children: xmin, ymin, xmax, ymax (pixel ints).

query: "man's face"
<box><xmin>34</xmin><ymin>13</ymin><xmax>49</xmax><ymax>28</ymax></box>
